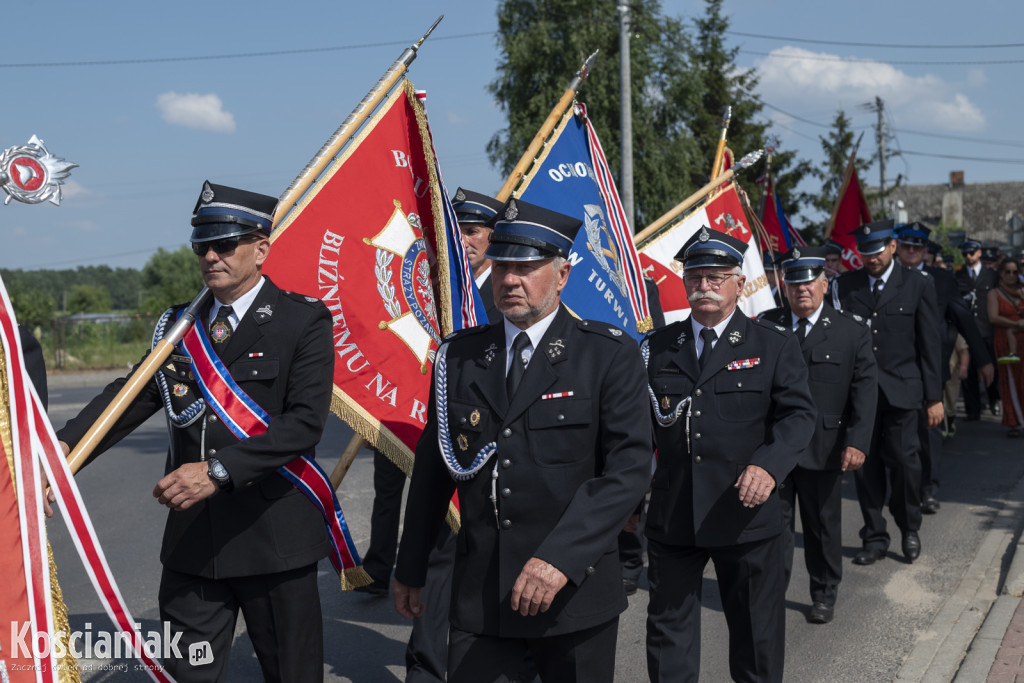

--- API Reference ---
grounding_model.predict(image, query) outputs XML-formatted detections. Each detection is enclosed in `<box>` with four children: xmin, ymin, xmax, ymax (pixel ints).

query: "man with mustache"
<box><xmin>643</xmin><ymin>227</ymin><xmax>815</xmax><ymax>682</ymax></box>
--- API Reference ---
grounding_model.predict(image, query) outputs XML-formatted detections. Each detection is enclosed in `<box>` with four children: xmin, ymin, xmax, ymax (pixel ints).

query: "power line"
<box><xmin>891</xmin><ymin>128</ymin><xmax>1024</xmax><ymax>149</ymax></box>
<box><xmin>727</xmin><ymin>30</ymin><xmax>1024</xmax><ymax>50</ymax></box>
<box><xmin>23</xmin><ymin>245</ymin><xmax>182</xmax><ymax>269</ymax></box>
<box><xmin>899</xmin><ymin>150</ymin><xmax>1024</xmax><ymax>165</ymax></box>
<box><xmin>741</xmin><ymin>49</ymin><xmax>1024</xmax><ymax>67</ymax></box>
<box><xmin>0</xmin><ymin>31</ymin><xmax>494</xmax><ymax>69</ymax></box>
<box><xmin>761</xmin><ymin>101</ymin><xmax>871</xmax><ymax>130</ymax></box>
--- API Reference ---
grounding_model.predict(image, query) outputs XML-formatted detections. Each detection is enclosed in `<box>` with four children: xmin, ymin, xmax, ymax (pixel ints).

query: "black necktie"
<box><xmin>797</xmin><ymin>317</ymin><xmax>810</xmax><ymax>343</ymax></box>
<box><xmin>872</xmin><ymin>279</ymin><xmax>883</xmax><ymax>302</ymax></box>
<box><xmin>210</xmin><ymin>305</ymin><xmax>234</xmax><ymax>345</ymax></box>
<box><xmin>506</xmin><ymin>332</ymin><xmax>530</xmax><ymax>399</ymax></box>
<box><xmin>698</xmin><ymin>327</ymin><xmax>717</xmax><ymax>371</ymax></box>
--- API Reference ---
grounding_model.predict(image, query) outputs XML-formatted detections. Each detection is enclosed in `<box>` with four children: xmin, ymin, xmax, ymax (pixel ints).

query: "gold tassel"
<box><xmin>49</xmin><ymin>540</ymin><xmax>81</xmax><ymax>683</ymax></box>
<box><xmin>340</xmin><ymin>566</ymin><xmax>374</xmax><ymax>592</ymax></box>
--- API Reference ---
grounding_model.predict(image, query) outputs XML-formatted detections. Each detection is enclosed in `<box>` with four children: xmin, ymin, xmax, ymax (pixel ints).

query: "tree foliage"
<box><xmin>488</xmin><ymin>0</ymin><xmax>703</xmax><ymax>228</ymax></box>
<box><xmin>140</xmin><ymin>246</ymin><xmax>204</xmax><ymax>315</ymax></box>
<box><xmin>6</xmin><ymin>281</ymin><xmax>55</xmax><ymax>326</ymax></box>
<box><xmin>0</xmin><ymin>264</ymin><xmax>142</xmax><ymax>314</ymax></box>
<box><xmin>67</xmin><ymin>284</ymin><xmax>112</xmax><ymax>314</ymax></box>
<box><xmin>804</xmin><ymin>109</ymin><xmax>876</xmax><ymax>242</ymax></box>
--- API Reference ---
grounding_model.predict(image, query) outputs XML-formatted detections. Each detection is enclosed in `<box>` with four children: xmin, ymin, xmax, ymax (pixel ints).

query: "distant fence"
<box><xmin>29</xmin><ymin>312</ymin><xmax>161</xmax><ymax>371</ymax></box>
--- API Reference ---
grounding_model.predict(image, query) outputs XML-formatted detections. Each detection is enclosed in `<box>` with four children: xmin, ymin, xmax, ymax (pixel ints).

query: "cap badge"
<box><xmin>505</xmin><ymin>199</ymin><xmax>519</xmax><ymax>221</ymax></box>
<box><xmin>698</xmin><ymin>226</ymin><xmax>710</xmax><ymax>242</ymax></box>
<box><xmin>454</xmin><ymin>188</ymin><xmax>466</xmax><ymax>202</ymax></box>
<box><xmin>201</xmin><ymin>186</ymin><xmax>215</xmax><ymax>203</ymax></box>
<box><xmin>862</xmin><ymin>226</ymin><xmax>871</xmax><ymax>235</ymax></box>
<box><xmin>792</xmin><ymin>248</ymin><xmax>801</xmax><ymax>260</ymax></box>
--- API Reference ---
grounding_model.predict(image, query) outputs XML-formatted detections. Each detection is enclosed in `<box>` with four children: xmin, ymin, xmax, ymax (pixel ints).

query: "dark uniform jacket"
<box><xmin>643</xmin><ymin>312</ymin><xmax>816</xmax><ymax>547</ymax></box>
<box><xmin>955</xmin><ymin>265</ymin><xmax>999</xmax><ymax>339</ymax></box>
<box><xmin>58</xmin><ymin>277</ymin><xmax>334</xmax><ymax>579</ymax></box>
<box><xmin>925</xmin><ymin>264</ymin><xmax>992</xmax><ymax>381</ymax></box>
<box><xmin>836</xmin><ymin>264</ymin><xmax>942</xmax><ymax>409</ymax></box>
<box><xmin>394</xmin><ymin>305</ymin><xmax>652</xmax><ymax>638</ymax></box>
<box><xmin>758</xmin><ymin>305</ymin><xmax>877</xmax><ymax>471</ymax></box>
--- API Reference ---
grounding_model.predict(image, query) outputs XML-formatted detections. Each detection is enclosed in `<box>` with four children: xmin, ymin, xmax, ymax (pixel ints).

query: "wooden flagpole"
<box><xmin>709</xmin><ymin>106</ymin><xmax>732</xmax><ymax>182</ymax></box>
<box><xmin>495</xmin><ymin>50</ymin><xmax>599</xmax><ymax>202</ymax></box>
<box><xmin>634</xmin><ymin>148</ymin><xmax>764</xmax><ymax>247</ymax></box>
<box><xmin>67</xmin><ymin>20</ymin><xmax>446</xmax><ymax>477</ymax></box>
<box><xmin>823</xmin><ymin>132</ymin><xmax>865</xmax><ymax>240</ymax></box>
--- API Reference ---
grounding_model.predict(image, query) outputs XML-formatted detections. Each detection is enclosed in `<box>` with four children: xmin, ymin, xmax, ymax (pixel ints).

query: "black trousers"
<box><xmin>780</xmin><ymin>467</ymin><xmax>844</xmax><ymax>607</ymax></box>
<box><xmin>362</xmin><ymin>450</ymin><xmax>406</xmax><ymax>584</ymax></box>
<box><xmin>646</xmin><ymin>535</ymin><xmax>786</xmax><ymax>683</ymax></box>
<box><xmin>855</xmin><ymin>397</ymin><xmax>922</xmax><ymax>550</ymax></box>
<box><xmin>964</xmin><ymin>336</ymin><xmax>999</xmax><ymax>418</ymax></box>
<box><xmin>405</xmin><ymin>528</ymin><xmax>457</xmax><ymax>682</ymax></box>
<box><xmin>918</xmin><ymin>405</ymin><xmax>943</xmax><ymax>499</ymax></box>
<box><xmin>447</xmin><ymin>617</ymin><xmax>618</xmax><ymax>683</ymax></box>
<box><xmin>158</xmin><ymin>563</ymin><xmax>322</xmax><ymax>683</ymax></box>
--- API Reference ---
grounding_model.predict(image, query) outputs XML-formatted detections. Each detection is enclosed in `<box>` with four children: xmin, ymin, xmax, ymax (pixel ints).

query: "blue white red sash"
<box><xmin>179</xmin><ymin>318</ymin><xmax>368</xmax><ymax>588</ymax></box>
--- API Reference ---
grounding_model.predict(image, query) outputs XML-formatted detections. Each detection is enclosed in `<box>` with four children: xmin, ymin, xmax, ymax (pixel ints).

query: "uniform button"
<box><xmin>501</xmin><ymin>519</ymin><xmax>512</xmax><ymax>529</ymax></box>
<box><xmin>585</xmin><ymin>566</ymin><xmax>595</xmax><ymax>576</ymax></box>
<box><xmin>695</xmin><ymin>389</ymin><xmax>702</xmax><ymax>397</ymax></box>
<box><xmin>872</xmin><ymin>312</ymin><xmax>878</xmax><ymax>317</ymax></box>
<box><xmin>250</xmin><ymin>370</ymin><xmax>258</xmax><ymax>377</ymax></box>
<box><xmin>736</xmin><ymin>382</ymin><xmax>742</xmax><ymax>388</ymax></box>
<box><xmin>694</xmin><ymin>410</ymin><xmax>701</xmax><ymax>417</ymax></box>
<box><xmin>459</xmin><ymin>417</ymin><xmax>467</xmax><ymax>425</ymax></box>
<box><xmin>695</xmin><ymin>456</ymin><xmax>702</xmax><ymax>463</ymax></box>
<box><xmin>502</xmin><ymin>428</ymin><xmax>512</xmax><ymax>438</ymax></box>
<box><xmin>825</xmin><ymin>354</ymin><xmax>831</xmax><ymax>360</ymax></box>
<box><xmin>501</xmin><ymin>459</ymin><xmax>511</xmax><ymax>469</ymax></box>
<box><xmin>873</xmin><ymin>329</ymin><xmax>878</xmax><ymax>334</ymax></box>
<box><xmin>873</xmin><ymin>346</ymin><xmax>878</xmax><ymax>351</ymax></box>
<box><xmin>501</xmin><ymin>488</ymin><xmax>511</xmax><ymax>498</ymax></box>
<box><xmin>208</xmin><ymin>414</ymin><xmax>218</xmax><ymax>423</ymax></box>
<box><xmin>206</xmin><ymin>448</ymin><xmax>216</xmax><ymax>457</ymax></box>
<box><xmin>557</xmin><ymin>414</ymin><xmax>565</xmax><ymax>421</ymax></box>
<box><xmin>694</xmin><ymin>433</ymin><xmax>701</xmax><ymax>439</ymax></box>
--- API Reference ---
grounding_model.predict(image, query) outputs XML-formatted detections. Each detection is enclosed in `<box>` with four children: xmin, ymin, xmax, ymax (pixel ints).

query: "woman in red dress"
<box><xmin>988</xmin><ymin>258</ymin><xmax>1024</xmax><ymax>436</ymax></box>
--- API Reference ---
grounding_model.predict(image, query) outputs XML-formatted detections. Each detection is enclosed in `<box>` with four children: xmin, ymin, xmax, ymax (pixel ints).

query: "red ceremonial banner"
<box><xmin>828</xmin><ymin>165</ymin><xmax>871</xmax><ymax>271</ymax></box>
<box><xmin>265</xmin><ymin>81</ymin><xmax>447</xmax><ymax>476</ymax></box>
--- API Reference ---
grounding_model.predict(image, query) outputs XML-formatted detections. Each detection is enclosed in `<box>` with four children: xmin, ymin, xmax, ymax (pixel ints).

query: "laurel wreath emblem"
<box><xmin>375</xmin><ymin>249</ymin><xmax>402</xmax><ymax>319</ymax></box>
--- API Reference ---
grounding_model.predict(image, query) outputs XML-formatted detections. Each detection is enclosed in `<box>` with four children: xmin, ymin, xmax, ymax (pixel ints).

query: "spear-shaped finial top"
<box><xmin>735</xmin><ymin>148</ymin><xmax>765</xmax><ymax>171</ymax></box>
<box><xmin>580</xmin><ymin>49</ymin><xmax>599</xmax><ymax>79</ymax></box>
<box><xmin>722</xmin><ymin>105</ymin><xmax>732</xmax><ymax>129</ymax></box>
<box><xmin>415</xmin><ymin>15</ymin><xmax>444</xmax><ymax>51</ymax></box>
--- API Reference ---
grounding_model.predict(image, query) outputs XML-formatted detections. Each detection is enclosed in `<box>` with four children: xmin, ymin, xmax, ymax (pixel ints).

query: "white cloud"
<box><xmin>755</xmin><ymin>46</ymin><xmax>986</xmax><ymax>132</ymax></box>
<box><xmin>156</xmin><ymin>92</ymin><xmax>236</xmax><ymax>133</ymax></box>
<box><xmin>60</xmin><ymin>180</ymin><xmax>87</xmax><ymax>200</ymax></box>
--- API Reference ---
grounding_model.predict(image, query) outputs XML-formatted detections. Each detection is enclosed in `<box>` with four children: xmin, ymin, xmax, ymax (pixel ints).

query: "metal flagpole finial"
<box><xmin>415</xmin><ymin>16</ymin><xmax>444</xmax><ymax>50</ymax></box>
<box><xmin>0</xmin><ymin>135</ymin><xmax>77</xmax><ymax>206</ymax></box>
<box><xmin>568</xmin><ymin>50</ymin><xmax>599</xmax><ymax>91</ymax></box>
<box><xmin>721</xmin><ymin>105</ymin><xmax>732</xmax><ymax>129</ymax></box>
<box><xmin>735</xmin><ymin>148</ymin><xmax>765</xmax><ymax>171</ymax></box>
<box><xmin>764</xmin><ymin>134</ymin><xmax>780</xmax><ymax>158</ymax></box>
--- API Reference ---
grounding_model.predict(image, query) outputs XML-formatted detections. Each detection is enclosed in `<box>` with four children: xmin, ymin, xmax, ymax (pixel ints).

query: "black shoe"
<box><xmin>353</xmin><ymin>579</ymin><xmax>389</xmax><ymax>596</ymax></box>
<box><xmin>902</xmin><ymin>532</ymin><xmax>921</xmax><ymax>562</ymax></box>
<box><xmin>921</xmin><ymin>496</ymin><xmax>941</xmax><ymax>514</ymax></box>
<box><xmin>623</xmin><ymin>577</ymin><xmax>638</xmax><ymax>596</ymax></box>
<box><xmin>808</xmin><ymin>602</ymin><xmax>834</xmax><ymax>624</ymax></box>
<box><xmin>992</xmin><ymin>404</ymin><xmax>1002</xmax><ymax>417</ymax></box>
<box><xmin>853</xmin><ymin>548</ymin><xmax>886</xmax><ymax>565</ymax></box>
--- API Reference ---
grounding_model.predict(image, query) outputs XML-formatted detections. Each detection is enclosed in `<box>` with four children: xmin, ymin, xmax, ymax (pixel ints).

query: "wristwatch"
<box><xmin>207</xmin><ymin>458</ymin><xmax>232</xmax><ymax>490</ymax></box>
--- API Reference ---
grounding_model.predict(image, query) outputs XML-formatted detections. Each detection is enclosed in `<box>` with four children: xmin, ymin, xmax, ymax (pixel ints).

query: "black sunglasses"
<box><xmin>192</xmin><ymin>235</ymin><xmax>258</xmax><ymax>256</ymax></box>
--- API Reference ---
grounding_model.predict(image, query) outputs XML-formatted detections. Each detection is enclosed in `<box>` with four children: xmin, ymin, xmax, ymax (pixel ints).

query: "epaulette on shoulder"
<box><xmin>444</xmin><ymin>324</ymin><xmax>491</xmax><ymax>342</ymax></box>
<box><xmin>837</xmin><ymin>308</ymin><xmax>868</xmax><ymax>325</ymax></box>
<box><xmin>577</xmin><ymin>319</ymin><xmax>628</xmax><ymax>341</ymax></box>
<box><xmin>757</xmin><ymin>306</ymin><xmax>785</xmax><ymax>322</ymax></box>
<box><xmin>281</xmin><ymin>290</ymin><xmax>323</xmax><ymax>306</ymax></box>
<box><xmin>752</xmin><ymin>316</ymin><xmax>789</xmax><ymax>335</ymax></box>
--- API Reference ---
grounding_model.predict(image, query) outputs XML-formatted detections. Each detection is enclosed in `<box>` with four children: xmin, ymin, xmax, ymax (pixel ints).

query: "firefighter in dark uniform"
<box><xmin>758</xmin><ymin>246</ymin><xmax>877</xmax><ymax>625</ymax></box>
<box><xmin>392</xmin><ymin>198</ymin><xmax>652</xmax><ymax>683</ymax></box>
<box><xmin>894</xmin><ymin>224</ymin><xmax>993</xmax><ymax>513</ymax></box>
<box><xmin>57</xmin><ymin>182</ymin><xmax>334</xmax><ymax>683</ymax></box>
<box><xmin>956</xmin><ymin>238</ymin><xmax>1001</xmax><ymax>420</ymax></box>
<box><xmin>835</xmin><ymin>220</ymin><xmax>943</xmax><ymax>566</ymax></box>
<box><xmin>643</xmin><ymin>227</ymin><xmax>816</xmax><ymax>683</ymax></box>
<box><xmin>454</xmin><ymin>187</ymin><xmax>505</xmax><ymax>325</ymax></box>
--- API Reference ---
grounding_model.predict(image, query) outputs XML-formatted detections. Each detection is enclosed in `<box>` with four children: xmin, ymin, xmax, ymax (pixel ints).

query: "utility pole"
<box><xmin>876</xmin><ymin>96</ymin><xmax>887</xmax><ymax>217</ymax></box>
<box><xmin>618</xmin><ymin>0</ymin><xmax>635</xmax><ymax>230</ymax></box>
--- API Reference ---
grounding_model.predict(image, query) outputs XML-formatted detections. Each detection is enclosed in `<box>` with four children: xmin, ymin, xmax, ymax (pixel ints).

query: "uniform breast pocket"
<box><xmin>447</xmin><ymin>400</ymin><xmax>494</xmax><ymax>457</ymax></box>
<box><xmin>714</xmin><ymin>372</ymin><xmax>764</xmax><ymax>421</ymax></box>
<box><xmin>232</xmin><ymin>358</ymin><xmax>280</xmax><ymax>383</ymax></box>
<box><xmin>652</xmin><ymin>375</ymin><xmax>691</xmax><ymax>417</ymax></box>
<box><xmin>809</xmin><ymin>347</ymin><xmax>843</xmax><ymax>384</ymax></box>
<box><xmin>527</xmin><ymin>398</ymin><xmax>592</xmax><ymax>466</ymax></box>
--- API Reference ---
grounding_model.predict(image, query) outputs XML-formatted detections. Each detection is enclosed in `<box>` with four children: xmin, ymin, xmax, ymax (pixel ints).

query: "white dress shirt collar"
<box><xmin>209</xmin><ymin>276</ymin><xmax>265</xmax><ymax>330</ymax></box>
<box><xmin>503</xmin><ymin>307</ymin><xmax>559</xmax><ymax>374</ymax></box>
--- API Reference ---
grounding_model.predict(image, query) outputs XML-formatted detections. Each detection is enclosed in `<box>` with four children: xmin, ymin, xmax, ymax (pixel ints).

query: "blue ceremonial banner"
<box><xmin>517</xmin><ymin>103</ymin><xmax>651</xmax><ymax>339</ymax></box>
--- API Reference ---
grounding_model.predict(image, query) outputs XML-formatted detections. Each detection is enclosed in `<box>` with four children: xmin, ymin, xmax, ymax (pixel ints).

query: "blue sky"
<box><xmin>2</xmin><ymin>0</ymin><xmax>1021</xmax><ymax>271</ymax></box>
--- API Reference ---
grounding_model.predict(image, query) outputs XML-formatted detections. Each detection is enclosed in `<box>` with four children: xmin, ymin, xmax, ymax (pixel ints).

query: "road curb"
<box><xmin>896</xmin><ymin>471</ymin><xmax>1024</xmax><ymax>682</ymax></box>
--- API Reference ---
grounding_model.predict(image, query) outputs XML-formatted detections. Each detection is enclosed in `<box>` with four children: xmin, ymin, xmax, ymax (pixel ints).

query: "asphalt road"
<box><xmin>42</xmin><ymin>377</ymin><xmax>1023</xmax><ymax>682</ymax></box>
